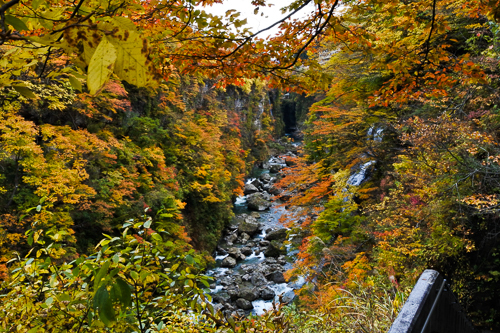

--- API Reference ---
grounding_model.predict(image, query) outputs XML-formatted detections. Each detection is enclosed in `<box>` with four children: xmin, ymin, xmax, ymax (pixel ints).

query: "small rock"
<box><xmin>216</xmin><ymin>246</ymin><xmax>227</xmax><ymax>255</ymax></box>
<box><xmin>214</xmin><ymin>303</ymin><xmax>225</xmax><ymax>312</ymax></box>
<box><xmin>236</xmin><ymin>298</ymin><xmax>253</xmax><ymax>310</ymax></box>
<box><xmin>268</xmin><ymin>185</ymin><xmax>281</xmax><ymax>195</ymax></box>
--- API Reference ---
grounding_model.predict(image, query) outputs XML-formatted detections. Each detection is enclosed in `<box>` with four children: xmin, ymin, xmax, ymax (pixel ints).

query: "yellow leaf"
<box><xmin>87</xmin><ymin>37</ymin><xmax>116</xmax><ymax>95</ymax></box>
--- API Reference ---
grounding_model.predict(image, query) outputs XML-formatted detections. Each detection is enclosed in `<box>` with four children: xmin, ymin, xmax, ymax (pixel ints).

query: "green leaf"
<box><xmin>93</xmin><ymin>285</ymin><xmax>115</xmax><ymax>326</ymax></box>
<box><xmin>12</xmin><ymin>85</ymin><xmax>36</xmax><ymax>99</ymax></box>
<box><xmin>114</xmin><ymin>278</ymin><xmax>132</xmax><ymax>307</ymax></box>
<box><xmin>68</xmin><ymin>76</ymin><xmax>82</xmax><ymax>91</ymax></box>
<box><xmin>94</xmin><ymin>260</ymin><xmax>110</xmax><ymax>292</ymax></box>
<box><xmin>151</xmin><ymin>233</ymin><xmax>162</xmax><ymax>242</ymax></box>
<box><xmin>5</xmin><ymin>15</ymin><xmax>28</xmax><ymax>31</ymax></box>
<box><xmin>227</xmin><ymin>315</ymin><xmax>236</xmax><ymax>329</ymax></box>
<box><xmin>87</xmin><ymin>37</ymin><xmax>116</xmax><ymax>95</ymax></box>
<box><xmin>185</xmin><ymin>254</ymin><xmax>195</xmax><ymax>265</ymax></box>
<box><xmin>130</xmin><ymin>271</ymin><xmax>139</xmax><ymax>281</ymax></box>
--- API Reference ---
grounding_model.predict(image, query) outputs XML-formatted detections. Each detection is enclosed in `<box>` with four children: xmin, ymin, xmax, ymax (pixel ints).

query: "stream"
<box><xmin>206</xmin><ymin>150</ymin><xmax>305</xmax><ymax>317</ymax></box>
<box><xmin>206</xmin><ymin>136</ymin><xmax>377</xmax><ymax>317</ymax></box>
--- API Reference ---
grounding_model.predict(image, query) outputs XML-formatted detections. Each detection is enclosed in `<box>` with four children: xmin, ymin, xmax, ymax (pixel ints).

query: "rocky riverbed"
<box><xmin>206</xmin><ymin>151</ymin><xmax>305</xmax><ymax>317</ymax></box>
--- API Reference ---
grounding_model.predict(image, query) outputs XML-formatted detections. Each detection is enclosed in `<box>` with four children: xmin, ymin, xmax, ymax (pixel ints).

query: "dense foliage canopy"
<box><xmin>2</xmin><ymin>0</ymin><xmax>500</xmax><ymax>330</ymax></box>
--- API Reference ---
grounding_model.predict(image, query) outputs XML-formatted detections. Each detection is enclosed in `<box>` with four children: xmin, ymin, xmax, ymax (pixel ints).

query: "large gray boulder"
<box><xmin>238</xmin><ymin>288</ymin><xmax>259</xmax><ymax>301</ymax></box>
<box><xmin>243</xmin><ymin>183</ymin><xmax>259</xmax><ymax>195</ymax></box>
<box><xmin>270</xmin><ymin>164</ymin><xmax>283</xmax><ymax>173</ymax></box>
<box><xmin>227</xmin><ymin>289</ymin><xmax>239</xmax><ymax>301</ymax></box>
<box><xmin>264</xmin><ymin>240</ymin><xmax>286</xmax><ymax>257</ymax></box>
<box><xmin>240</xmin><ymin>246</ymin><xmax>253</xmax><ymax>256</ymax></box>
<box><xmin>238</xmin><ymin>218</ymin><xmax>261</xmax><ymax>235</ymax></box>
<box><xmin>265</xmin><ymin>228</ymin><xmax>288</xmax><ymax>241</ymax></box>
<box><xmin>227</xmin><ymin>247</ymin><xmax>242</xmax><ymax>258</ymax></box>
<box><xmin>247</xmin><ymin>193</ymin><xmax>272</xmax><ymax>211</ymax></box>
<box><xmin>268</xmin><ymin>272</ymin><xmax>286</xmax><ymax>283</ymax></box>
<box><xmin>221</xmin><ymin>256</ymin><xmax>237</xmax><ymax>268</ymax></box>
<box><xmin>239</xmin><ymin>233</ymin><xmax>251</xmax><ymax>244</ymax></box>
<box><xmin>250</xmin><ymin>178</ymin><xmax>263</xmax><ymax>189</ymax></box>
<box><xmin>260</xmin><ymin>287</ymin><xmax>275</xmax><ymax>300</ymax></box>
<box><xmin>259</xmin><ymin>173</ymin><xmax>272</xmax><ymax>183</ymax></box>
<box><xmin>235</xmin><ymin>298</ymin><xmax>253</xmax><ymax>310</ymax></box>
<box><xmin>251</xmin><ymin>272</ymin><xmax>268</xmax><ymax>286</ymax></box>
<box><xmin>268</xmin><ymin>185</ymin><xmax>281</xmax><ymax>195</ymax></box>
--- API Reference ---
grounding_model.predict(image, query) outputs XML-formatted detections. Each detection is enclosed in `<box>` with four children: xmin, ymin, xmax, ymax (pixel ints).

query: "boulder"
<box><xmin>259</xmin><ymin>173</ymin><xmax>272</xmax><ymax>183</ymax></box>
<box><xmin>259</xmin><ymin>240</ymin><xmax>270</xmax><ymax>247</ymax></box>
<box><xmin>268</xmin><ymin>272</ymin><xmax>286</xmax><ymax>284</ymax></box>
<box><xmin>238</xmin><ymin>219</ymin><xmax>261</xmax><ymax>235</ymax></box>
<box><xmin>250</xmin><ymin>178</ymin><xmax>263</xmax><ymax>188</ymax></box>
<box><xmin>251</xmin><ymin>272</ymin><xmax>268</xmax><ymax>286</ymax></box>
<box><xmin>221</xmin><ymin>256</ymin><xmax>237</xmax><ymax>268</ymax></box>
<box><xmin>264</xmin><ymin>241</ymin><xmax>286</xmax><ymax>257</ymax></box>
<box><xmin>250</xmin><ymin>211</ymin><xmax>261</xmax><ymax>219</ymax></box>
<box><xmin>239</xmin><ymin>233</ymin><xmax>251</xmax><ymax>244</ymax></box>
<box><xmin>226</xmin><ymin>233</ymin><xmax>238</xmax><ymax>244</ymax></box>
<box><xmin>227</xmin><ymin>247</ymin><xmax>241</xmax><ymax>258</ymax></box>
<box><xmin>235</xmin><ymin>298</ymin><xmax>254</xmax><ymax>310</ymax></box>
<box><xmin>239</xmin><ymin>288</ymin><xmax>259</xmax><ymax>301</ymax></box>
<box><xmin>260</xmin><ymin>287</ymin><xmax>275</xmax><ymax>301</ymax></box>
<box><xmin>243</xmin><ymin>183</ymin><xmax>259</xmax><ymax>195</ymax></box>
<box><xmin>265</xmin><ymin>228</ymin><xmax>288</xmax><ymax>241</ymax></box>
<box><xmin>216</xmin><ymin>246</ymin><xmax>227</xmax><ymax>255</ymax></box>
<box><xmin>240</xmin><ymin>246</ymin><xmax>253</xmax><ymax>256</ymax></box>
<box><xmin>268</xmin><ymin>185</ymin><xmax>281</xmax><ymax>195</ymax></box>
<box><xmin>227</xmin><ymin>289</ymin><xmax>239</xmax><ymax>301</ymax></box>
<box><xmin>247</xmin><ymin>193</ymin><xmax>272</xmax><ymax>211</ymax></box>
<box><xmin>269</xmin><ymin>164</ymin><xmax>282</xmax><ymax>173</ymax></box>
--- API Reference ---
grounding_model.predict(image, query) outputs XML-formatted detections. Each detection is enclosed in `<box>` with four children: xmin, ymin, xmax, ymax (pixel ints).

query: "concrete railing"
<box><xmin>388</xmin><ymin>269</ymin><xmax>479</xmax><ymax>333</ymax></box>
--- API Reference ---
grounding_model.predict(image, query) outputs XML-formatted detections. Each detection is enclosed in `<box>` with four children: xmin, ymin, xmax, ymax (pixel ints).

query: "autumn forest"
<box><xmin>1</xmin><ymin>0</ymin><xmax>500</xmax><ymax>331</ymax></box>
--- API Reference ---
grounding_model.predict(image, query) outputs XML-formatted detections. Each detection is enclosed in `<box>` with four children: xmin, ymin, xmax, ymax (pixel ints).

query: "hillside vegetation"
<box><xmin>1</xmin><ymin>0</ymin><xmax>500</xmax><ymax>331</ymax></box>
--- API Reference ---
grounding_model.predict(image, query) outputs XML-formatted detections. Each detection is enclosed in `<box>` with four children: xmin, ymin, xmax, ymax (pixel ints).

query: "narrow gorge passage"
<box><xmin>206</xmin><ymin>152</ymin><xmax>305</xmax><ymax>317</ymax></box>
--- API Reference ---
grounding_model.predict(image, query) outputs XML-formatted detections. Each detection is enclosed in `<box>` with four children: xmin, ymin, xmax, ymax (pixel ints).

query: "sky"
<box><xmin>201</xmin><ymin>0</ymin><xmax>315</xmax><ymax>38</ymax></box>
